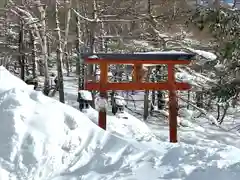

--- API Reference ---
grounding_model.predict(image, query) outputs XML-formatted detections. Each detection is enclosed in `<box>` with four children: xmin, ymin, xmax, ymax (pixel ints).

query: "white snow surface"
<box><xmin>94</xmin><ymin>96</ymin><xmax>108</xmax><ymax>111</ymax></box>
<box><xmin>140</xmin><ymin>50</ymin><xmax>189</xmax><ymax>54</ymax></box>
<box><xmin>185</xmin><ymin>47</ymin><xmax>217</xmax><ymax>65</ymax></box>
<box><xmin>191</xmin><ymin>49</ymin><xmax>217</xmax><ymax>60</ymax></box>
<box><xmin>1</xmin><ymin>66</ymin><xmax>240</xmax><ymax>180</ymax></box>
<box><xmin>140</xmin><ymin>50</ymin><xmax>217</xmax><ymax>66</ymax></box>
<box><xmin>78</xmin><ymin>90</ymin><xmax>92</xmax><ymax>101</ymax></box>
<box><xmin>114</xmin><ymin>95</ymin><xmax>126</xmax><ymax>106</ymax></box>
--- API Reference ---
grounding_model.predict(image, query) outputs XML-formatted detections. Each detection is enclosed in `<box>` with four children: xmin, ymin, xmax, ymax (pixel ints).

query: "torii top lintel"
<box><xmin>83</xmin><ymin>52</ymin><xmax>195</xmax><ymax>64</ymax></box>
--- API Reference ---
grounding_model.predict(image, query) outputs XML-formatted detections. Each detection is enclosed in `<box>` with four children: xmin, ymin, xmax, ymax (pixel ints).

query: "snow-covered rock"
<box><xmin>78</xmin><ymin>90</ymin><xmax>92</xmax><ymax>101</ymax></box>
<box><xmin>114</xmin><ymin>95</ymin><xmax>126</xmax><ymax>106</ymax></box>
<box><xmin>94</xmin><ymin>96</ymin><xmax>108</xmax><ymax>111</ymax></box>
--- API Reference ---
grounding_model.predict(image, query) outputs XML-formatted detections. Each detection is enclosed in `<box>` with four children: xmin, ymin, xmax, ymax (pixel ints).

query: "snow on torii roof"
<box><xmin>82</xmin><ymin>51</ymin><xmax>195</xmax><ymax>61</ymax></box>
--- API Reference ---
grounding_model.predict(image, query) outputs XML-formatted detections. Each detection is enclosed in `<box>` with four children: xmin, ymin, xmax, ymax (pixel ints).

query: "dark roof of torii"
<box><xmin>82</xmin><ymin>52</ymin><xmax>195</xmax><ymax>61</ymax></box>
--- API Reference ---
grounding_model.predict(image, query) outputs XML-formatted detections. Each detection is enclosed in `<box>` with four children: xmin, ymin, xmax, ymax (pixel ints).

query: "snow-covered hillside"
<box><xmin>1</xmin><ymin>66</ymin><xmax>240</xmax><ymax>180</ymax></box>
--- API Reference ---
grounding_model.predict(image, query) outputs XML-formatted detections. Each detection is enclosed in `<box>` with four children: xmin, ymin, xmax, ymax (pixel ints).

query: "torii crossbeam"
<box><xmin>83</xmin><ymin>52</ymin><xmax>195</xmax><ymax>143</ymax></box>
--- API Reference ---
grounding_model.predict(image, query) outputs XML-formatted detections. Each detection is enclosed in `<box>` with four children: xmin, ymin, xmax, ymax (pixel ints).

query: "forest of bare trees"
<box><xmin>0</xmin><ymin>0</ymin><xmax>239</xmax><ymax>124</ymax></box>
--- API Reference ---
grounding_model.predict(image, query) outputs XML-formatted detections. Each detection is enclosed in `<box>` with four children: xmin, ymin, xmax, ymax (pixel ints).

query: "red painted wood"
<box><xmin>85</xmin><ymin>82</ymin><xmax>191</xmax><ymax>91</ymax></box>
<box><xmin>84</xmin><ymin>57</ymin><xmax>193</xmax><ymax>143</ymax></box>
<box><xmin>168</xmin><ymin>64</ymin><xmax>178</xmax><ymax>143</ymax></box>
<box><xmin>99</xmin><ymin>111</ymin><xmax>107</xmax><ymax>130</ymax></box>
<box><xmin>98</xmin><ymin>62</ymin><xmax>108</xmax><ymax>130</ymax></box>
<box><xmin>133</xmin><ymin>64</ymin><xmax>143</xmax><ymax>82</ymax></box>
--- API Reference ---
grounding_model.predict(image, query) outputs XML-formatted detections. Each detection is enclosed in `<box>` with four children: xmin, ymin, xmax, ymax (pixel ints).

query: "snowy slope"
<box><xmin>82</xmin><ymin>107</ymin><xmax>155</xmax><ymax>142</ymax></box>
<box><xmin>1</xmin><ymin>66</ymin><xmax>240</xmax><ymax>180</ymax></box>
<box><xmin>0</xmin><ymin>66</ymin><xmax>105</xmax><ymax>179</ymax></box>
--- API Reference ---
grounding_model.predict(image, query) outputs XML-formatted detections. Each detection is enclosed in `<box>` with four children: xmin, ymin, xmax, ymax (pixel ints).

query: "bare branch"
<box><xmin>71</xmin><ymin>8</ymin><xmax>96</xmax><ymax>22</ymax></box>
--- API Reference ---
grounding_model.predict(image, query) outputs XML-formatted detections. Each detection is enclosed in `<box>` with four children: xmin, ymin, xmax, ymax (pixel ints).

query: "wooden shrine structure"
<box><xmin>83</xmin><ymin>53</ymin><xmax>195</xmax><ymax>143</ymax></box>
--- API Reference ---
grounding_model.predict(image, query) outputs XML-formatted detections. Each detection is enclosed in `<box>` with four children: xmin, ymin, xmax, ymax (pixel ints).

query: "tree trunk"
<box><xmin>75</xmin><ymin>0</ymin><xmax>84</xmax><ymax>90</ymax></box>
<box><xmin>30</xmin><ymin>31</ymin><xmax>37</xmax><ymax>79</ymax></box>
<box><xmin>156</xmin><ymin>65</ymin><xmax>165</xmax><ymax>110</ymax></box>
<box><xmin>63</xmin><ymin>0</ymin><xmax>72</xmax><ymax>77</ymax></box>
<box><xmin>144</xmin><ymin>90</ymin><xmax>149</xmax><ymax>120</ymax></box>
<box><xmin>187</xmin><ymin>90</ymin><xmax>190</xmax><ymax>109</ymax></box>
<box><xmin>196</xmin><ymin>67</ymin><xmax>204</xmax><ymax>108</ymax></box>
<box><xmin>55</xmin><ymin>0</ymin><xmax>65</xmax><ymax>103</ymax></box>
<box><xmin>18</xmin><ymin>20</ymin><xmax>25</xmax><ymax>80</ymax></box>
<box><xmin>47</xmin><ymin>36</ymin><xmax>51</xmax><ymax>57</ymax></box>
<box><xmin>87</xmin><ymin>0</ymin><xmax>98</xmax><ymax>108</ymax></box>
<box><xmin>36</xmin><ymin>1</ymin><xmax>49</xmax><ymax>94</ymax></box>
<box><xmin>65</xmin><ymin>52</ymin><xmax>70</xmax><ymax>76</ymax></box>
<box><xmin>143</xmin><ymin>67</ymin><xmax>151</xmax><ymax>120</ymax></box>
<box><xmin>196</xmin><ymin>91</ymin><xmax>204</xmax><ymax>108</ymax></box>
<box><xmin>150</xmin><ymin>73</ymin><xmax>155</xmax><ymax>113</ymax></box>
<box><xmin>88</xmin><ymin>0</ymin><xmax>97</xmax><ymax>74</ymax></box>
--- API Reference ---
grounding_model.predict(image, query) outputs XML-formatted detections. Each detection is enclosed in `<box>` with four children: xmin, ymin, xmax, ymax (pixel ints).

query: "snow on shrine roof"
<box><xmin>83</xmin><ymin>52</ymin><xmax>195</xmax><ymax>61</ymax></box>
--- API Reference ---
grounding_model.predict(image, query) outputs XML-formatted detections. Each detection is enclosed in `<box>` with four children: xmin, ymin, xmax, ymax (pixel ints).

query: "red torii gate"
<box><xmin>84</xmin><ymin>53</ymin><xmax>195</xmax><ymax>143</ymax></box>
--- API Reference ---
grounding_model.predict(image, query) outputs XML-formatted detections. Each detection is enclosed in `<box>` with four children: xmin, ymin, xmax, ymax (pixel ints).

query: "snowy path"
<box><xmin>57</xmin><ymin>73</ymin><xmax>240</xmax><ymax>149</ymax></box>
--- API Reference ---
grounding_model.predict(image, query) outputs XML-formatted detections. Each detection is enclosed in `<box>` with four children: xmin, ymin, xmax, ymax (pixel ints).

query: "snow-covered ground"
<box><xmin>1</xmin><ymin>65</ymin><xmax>240</xmax><ymax>180</ymax></box>
<box><xmin>54</xmin><ymin>70</ymin><xmax>240</xmax><ymax>148</ymax></box>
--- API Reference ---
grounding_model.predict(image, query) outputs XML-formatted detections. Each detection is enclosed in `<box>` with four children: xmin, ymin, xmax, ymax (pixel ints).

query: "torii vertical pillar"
<box><xmin>168</xmin><ymin>64</ymin><xmax>178</xmax><ymax>142</ymax></box>
<box><xmin>99</xmin><ymin>62</ymin><xmax>108</xmax><ymax>130</ymax></box>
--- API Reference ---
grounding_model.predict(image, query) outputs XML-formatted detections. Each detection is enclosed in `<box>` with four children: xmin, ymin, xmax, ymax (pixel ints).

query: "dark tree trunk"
<box><xmin>19</xmin><ymin>21</ymin><xmax>25</xmax><ymax>81</ymax></box>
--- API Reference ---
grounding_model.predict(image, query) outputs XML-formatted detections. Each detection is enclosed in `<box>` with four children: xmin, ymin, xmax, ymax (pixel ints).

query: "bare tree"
<box><xmin>55</xmin><ymin>0</ymin><xmax>65</xmax><ymax>103</ymax></box>
<box><xmin>63</xmin><ymin>0</ymin><xmax>72</xmax><ymax>76</ymax></box>
<box><xmin>35</xmin><ymin>0</ymin><xmax>50</xmax><ymax>94</ymax></box>
<box><xmin>75</xmin><ymin>0</ymin><xmax>84</xmax><ymax>90</ymax></box>
<box><xmin>18</xmin><ymin>13</ymin><xmax>25</xmax><ymax>80</ymax></box>
<box><xmin>30</xmin><ymin>30</ymin><xmax>37</xmax><ymax>79</ymax></box>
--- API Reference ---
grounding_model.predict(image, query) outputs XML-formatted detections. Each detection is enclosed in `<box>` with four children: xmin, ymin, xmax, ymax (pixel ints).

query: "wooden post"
<box><xmin>133</xmin><ymin>64</ymin><xmax>143</xmax><ymax>82</ymax></box>
<box><xmin>98</xmin><ymin>62</ymin><xmax>108</xmax><ymax>130</ymax></box>
<box><xmin>168</xmin><ymin>64</ymin><xmax>178</xmax><ymax>143</ymax></box>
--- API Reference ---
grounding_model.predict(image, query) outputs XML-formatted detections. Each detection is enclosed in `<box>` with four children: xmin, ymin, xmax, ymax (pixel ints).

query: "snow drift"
<box><xmin>1</xmin><ymin>66</ymin><xmax>240</xmax><ymax>180</ymax></box>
